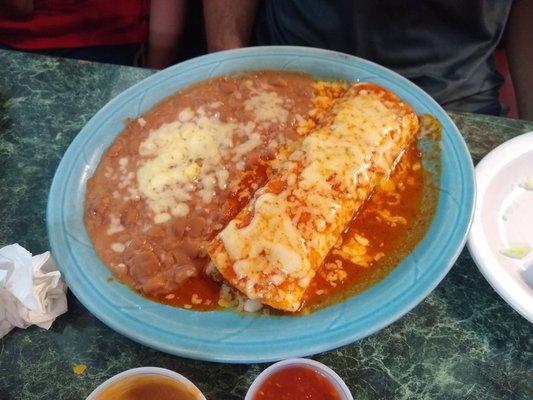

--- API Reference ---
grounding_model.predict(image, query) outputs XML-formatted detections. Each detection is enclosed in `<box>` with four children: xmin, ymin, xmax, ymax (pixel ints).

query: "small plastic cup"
<box><xmin>245</xmin><ymin>358</ymin><xmax>353</xmax><ymax>400</ymax></box>
<box><xmin>86</xmin><ymin>367</ymin><xmax>206</xmax><ymax>400</ymax></box>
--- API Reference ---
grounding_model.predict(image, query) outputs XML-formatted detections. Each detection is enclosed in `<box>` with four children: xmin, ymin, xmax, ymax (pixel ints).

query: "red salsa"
<box><xmin>253</xmin><ymin>366</ymin><xmax>343</xmax><ymax>400</ymax></box>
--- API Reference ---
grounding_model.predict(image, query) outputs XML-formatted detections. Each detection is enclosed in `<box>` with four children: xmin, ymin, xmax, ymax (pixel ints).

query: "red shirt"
<box><xmin>0</xmin><ymin>0</ymin><xmax>149</xmax><ymax>49</ymax></box>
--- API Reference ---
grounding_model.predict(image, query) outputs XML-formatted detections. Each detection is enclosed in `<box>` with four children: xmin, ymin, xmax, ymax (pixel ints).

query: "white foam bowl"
<box><xmin>467</xmin><ymin>131</ymin><xmax>533</xmax><ymax>322</ymax></box>
<box><xmin>86</xmin><ymin>366</ymin><xmax>206</xmax><ymax>400</ymax></box>
<box><xmin>245</xmin><ymin>358</ymin><xmax>353</xmax><ymax>400</ymax></box>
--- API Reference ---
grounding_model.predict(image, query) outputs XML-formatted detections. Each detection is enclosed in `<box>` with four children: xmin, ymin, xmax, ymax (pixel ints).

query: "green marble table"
<box><xmin>0</xmin><ymin>49</ymin><xmax>532</xmax><ymax>400</ymax></box>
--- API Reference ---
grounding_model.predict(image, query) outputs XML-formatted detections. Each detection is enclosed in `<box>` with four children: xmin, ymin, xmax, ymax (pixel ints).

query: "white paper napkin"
<box><xmin>0</xmin><ymin>244</ymin><xmax>67</xmax><ymax>338</ymax></box>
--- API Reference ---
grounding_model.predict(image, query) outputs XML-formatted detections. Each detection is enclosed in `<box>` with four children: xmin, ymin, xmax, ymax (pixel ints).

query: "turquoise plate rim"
<box><xmin>47</xmin><ymin>46</ymin><xmax>475</xmax><ymax>363</ymax></box>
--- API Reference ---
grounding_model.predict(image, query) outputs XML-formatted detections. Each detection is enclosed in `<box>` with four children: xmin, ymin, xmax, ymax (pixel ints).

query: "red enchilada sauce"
<box><xmin>301</xmin><ymin>142</ymin><xmax>432</xmax><ymax>311</ymax></box>
<box><xmin>252</xmin><ymin>366</ymin><xmax>343</xmax><ymax>400</ymax></box>
<box><xmin>84</xmin><ymin>71</ymin><xmax>438</xmax><ymax>313</ymax></box>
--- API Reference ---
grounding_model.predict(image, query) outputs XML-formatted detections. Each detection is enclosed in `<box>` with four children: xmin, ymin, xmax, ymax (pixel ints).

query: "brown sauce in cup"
<box><xmin>93</xmin><ymin>374</ymin><xmax>202</xmax><ymax>400</ymax></box>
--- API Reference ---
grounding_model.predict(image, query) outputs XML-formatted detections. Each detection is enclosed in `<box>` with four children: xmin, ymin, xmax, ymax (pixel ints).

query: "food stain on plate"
<box><xmin>497</xmin><ymin>178</ymin><xmax>533</xmax><ymax>265</ymax></box>
<box><xmin>519</xmin><ymin>177</ymin><xmax>533</xmax><ymax>190</ymax></box>
<box><xmin>500</xmin><ymin>246</ymin><xmax>531</xmax><ymax>260</ymax></box>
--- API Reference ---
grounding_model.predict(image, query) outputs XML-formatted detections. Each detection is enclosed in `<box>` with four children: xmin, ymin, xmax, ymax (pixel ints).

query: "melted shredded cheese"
<box><xmin>111</xmin><ymin>242</ymin><xmax>125</xmax><ymax>253</ymax></box>
<box><xmin>136</xmin><ymin>114</ymin><xmax>262</xmax><ymax>222</ymax></box>
<box><xmin>376</xmin><ymin>209</ymin><xmax>407</xmax><ymax>226</ymax></box>
<box><xmin>219</xmin><ymin>193</ymin><xmax>308</xmax><ymax>298</ymax></box>
<box><xmin>332</xmin><ymin>234</ymin><xmax>373</xmax><ymax>267</ymax></box>
<box><xmin>106</xmin><ymin>215</ymin><xmax>124</xmax><ymax>235</ymax></box>
<box><xmin>244</xmin><ymin>90</ymin><xmax>288</xmax><ymax>124</ymax></box>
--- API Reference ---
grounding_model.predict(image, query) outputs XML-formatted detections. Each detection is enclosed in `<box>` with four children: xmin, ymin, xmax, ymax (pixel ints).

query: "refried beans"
<box><xmin>85</xmin><ymin>71</ymin><xmax>333</xmax><ymax>307</ymax></box>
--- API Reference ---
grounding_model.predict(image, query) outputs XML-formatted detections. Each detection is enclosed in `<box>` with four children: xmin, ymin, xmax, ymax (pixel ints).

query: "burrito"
<box><xmin>208</xmin><ymin>83</ymin><xmax>419</xmax><ymax>312</ymax></box>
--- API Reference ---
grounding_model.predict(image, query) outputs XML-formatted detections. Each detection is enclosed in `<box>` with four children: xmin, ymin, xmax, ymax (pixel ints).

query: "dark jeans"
<box><xmin>476</xmin><ymin>101</ymin><xmax>504</xmax><ymax>116</ymax></box>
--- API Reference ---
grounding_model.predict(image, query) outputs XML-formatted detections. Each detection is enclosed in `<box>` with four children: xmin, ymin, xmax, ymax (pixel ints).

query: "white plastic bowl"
<box><xmin>86</xmin><ymin>367</ymin><xmax>206</xmax><ymax>400</ymax></box>
<box><xmin>245</xmin><ymin>358</ymin><xmax>353</xmax><ymax>400</ymax></box>
<box><xmin>467</xmin><ymin>131</ymin><xmax>533</xmax><ymax>322</ymax></box>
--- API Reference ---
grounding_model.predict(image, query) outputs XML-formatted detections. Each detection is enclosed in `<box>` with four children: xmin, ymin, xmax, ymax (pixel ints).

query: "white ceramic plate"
<box><xmin>467</xmin><ymin>131</ymin><xmax>533</xmax><ymax>323</ymax></box>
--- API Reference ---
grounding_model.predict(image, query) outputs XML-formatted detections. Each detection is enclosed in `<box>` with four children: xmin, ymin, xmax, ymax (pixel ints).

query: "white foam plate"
<box><xmin>468</xmin><ymin>131</ymin><xmax>533</xmax><ymax>323</ymax></box>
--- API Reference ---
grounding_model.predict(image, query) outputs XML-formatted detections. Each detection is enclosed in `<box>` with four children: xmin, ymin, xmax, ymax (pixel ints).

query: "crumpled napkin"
<box><xmin>0</xmin><ymin>244</ymin><xmax>67</xmax><ymax>338</ymax></box>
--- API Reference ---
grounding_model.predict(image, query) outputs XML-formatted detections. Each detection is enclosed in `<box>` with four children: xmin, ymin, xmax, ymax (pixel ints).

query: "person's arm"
<box><xmin>146</xmin><ymin>0</ymin><xmax>187</xmax><ymax>69</ymax></box>
<box><xmin>506</xmin><ymin>0</ymin><xmax>533</xmax><ymax>120</ymax></box>
<box><xmin>202</xmin><ymin>0</ymin><xmax>259</xmax><ymax>52</ymax></box>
